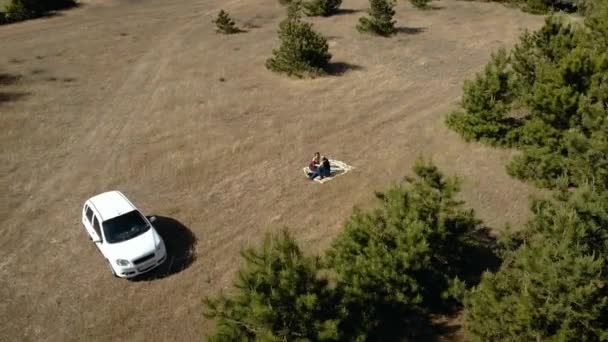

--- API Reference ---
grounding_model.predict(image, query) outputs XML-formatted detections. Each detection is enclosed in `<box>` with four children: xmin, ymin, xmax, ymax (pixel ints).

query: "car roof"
<box><xmin>87</xmin><ymin>191</ymin><xmax>137</xmax><ymax>222</ymax></box>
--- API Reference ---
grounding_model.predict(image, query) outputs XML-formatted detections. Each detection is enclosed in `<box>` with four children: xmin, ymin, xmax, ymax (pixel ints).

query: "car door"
<box><xmin>82</xmin><ymin>204</ymin><xmax>96</xmax><ymax>239</ymax></box>
<box><xmin>91</xmin><ymin>215</ymin><xmax>104</xmax><ymax>252</ymax></box>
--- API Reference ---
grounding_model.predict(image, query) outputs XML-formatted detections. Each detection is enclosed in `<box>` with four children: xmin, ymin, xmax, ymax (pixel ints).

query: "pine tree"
<box><xmin>445</xmin><ymin>49</ymin><xmax>520</xmax><ymax>146</ymax></box>
<box><xmin>357</xmin><ymin>0</ymin><xmax>397</xmax><ymax>36</ymax></box>
<box><xmin>464</xmin><ymin>185</ymin><xmax>608</xmax><ymax>341</ymax></box>
<box><xmin>266</xmin><ymin>1</ymin><xmax>332</xmax><ymax>77</ymax></box>
<box><xmin>213</xmin><ymin>10</ymin><xmax>240</xmax><ymax>34</ymax></box>
<box><xmin>447</xmin><ymin>14</ymin><xmax>608</xmax><ymax>190</ymax></box>
<box><xmin>327</xmin><ymin>160</ymin><xmax>483</xmax><ymax>339</ymax></box>
<box><xmin>303</xmin><ymin>0</ymin><xmax>342</xmax><ymax>16</ymax></box>
<box><xmin>203</xmin><ymin>230</ymin><xmax>343</xmax><ymax>341</ymax></box>
<box><xmin>465</xmin><ymin>238</ymin><xmax>608</xmax><ymax>341</ymax></box>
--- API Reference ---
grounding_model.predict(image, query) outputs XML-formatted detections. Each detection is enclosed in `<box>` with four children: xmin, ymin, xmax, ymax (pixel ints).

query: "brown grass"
<box><xmin>0</xmin><ymin>0</ymin><xmax>545</xmax><ymax>340</ymax></box>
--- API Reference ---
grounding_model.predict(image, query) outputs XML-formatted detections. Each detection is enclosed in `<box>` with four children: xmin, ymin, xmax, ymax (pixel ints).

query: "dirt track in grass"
<box><xmin>0</xmin><ymin>0</ymin><xmax>544</xmax><ymax>340</ymax></box>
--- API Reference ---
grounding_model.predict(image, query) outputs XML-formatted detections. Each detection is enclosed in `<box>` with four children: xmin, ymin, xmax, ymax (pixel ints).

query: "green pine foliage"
<box><xmin>213</xmin><ymin>10</ymin><xmax>240</xmax><ymax>34</ymax></box>
<box><xmin>327</xmin><ymin>159</ymin><xmax>483</xmax><ymax>339</ymax></box>
<box><xmin>409</xmin><ymin>0</ymin><xmax>431</xmax><ymax>9</ymax></box>
<box><xmin>446</xmin><ymin>49</ymin><xmax>520</xmax><ymax>146</ymax></box>
<box><xmin>4</xmin><ymin>0</ymin><xmax>30</xmax><ymax>21</ymax></box>
<box><xmin>303</xmin><ymin>0</ymin><xmax>342</xmax><ymax>16</ymax></box>
<box><xmin>525</xmin><ymin>186</ymin><xmax>608</xmax><ymax>257</ymax></box>
<box><xmin>266</xmin><ymin>1</ymin><xmax>332</xmax><ymax>77</ymax></box>
<box><xmin>203</xmin><ymin>230</ymin><xmax>343</xmax><ymax>341</ymax></box>
<box><xmin>446</xmin><ymin>14</ymin><xmax>608</xmax><ymax>190</ymax></box>
<box><xmin>465</xmin><ymin>238</ymin><xmax>607</xmax><ymax>341</ymax></box>
<box><xmin>584</xmin><ymin>1</ymin><xmax>608</xmax><ymax>46</ymax></box>
<box><xmin>464</xmin><ymin>187</ymin><xmax>608</xmax><ymax>341</ymax></box>
<box><xmin>357</xmin><ymin>0</ymin><xmax>396</xmax><ymax>36</ymax></box>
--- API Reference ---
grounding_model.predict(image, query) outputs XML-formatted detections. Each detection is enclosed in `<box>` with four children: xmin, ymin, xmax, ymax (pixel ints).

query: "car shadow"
<box><xmin>132</xmin><ymin>216</ymin><xmax>197</xmax><ymax>281</ymax></box>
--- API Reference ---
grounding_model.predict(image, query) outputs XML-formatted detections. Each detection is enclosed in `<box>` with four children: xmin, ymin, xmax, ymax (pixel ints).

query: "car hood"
<box><xmin>104</xmin><ymin>228</ymin><xmax>162</xmax><ymax>261</ymax></box>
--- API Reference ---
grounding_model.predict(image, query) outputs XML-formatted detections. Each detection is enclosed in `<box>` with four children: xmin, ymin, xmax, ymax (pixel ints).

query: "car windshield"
<box><xmin>102</xmin><ymin>210</ymin><xmax>150</xmax><ymax>244</ymax></box>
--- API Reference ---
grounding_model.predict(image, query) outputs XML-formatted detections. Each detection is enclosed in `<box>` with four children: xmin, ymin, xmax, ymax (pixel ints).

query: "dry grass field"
<box><xmin>1</xmin><ymin>0</ymin><xmax>545</xmax><ymax>340</ymax></box>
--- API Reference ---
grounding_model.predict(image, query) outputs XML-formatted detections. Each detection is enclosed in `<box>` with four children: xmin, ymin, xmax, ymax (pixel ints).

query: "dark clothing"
<box><xmin>309</xmin><ymin>160</ymin><xmax>331</xmax><ymax>180</ymax></box>
<box><xmin>321</xmin><ymin>159</ymin><xmax>330</xmax><ymax>170</ymax></box>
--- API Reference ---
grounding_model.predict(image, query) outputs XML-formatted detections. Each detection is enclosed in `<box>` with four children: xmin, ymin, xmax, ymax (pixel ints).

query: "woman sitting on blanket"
<box><xmin>309</xmin><ymin>152</ymin><xmax>321</xmax><ymax>171</ymax></box>
<box><xmin>309</xmin><ymin>157</ymin><xmax>330</xmax><ymax>180</ymax></box>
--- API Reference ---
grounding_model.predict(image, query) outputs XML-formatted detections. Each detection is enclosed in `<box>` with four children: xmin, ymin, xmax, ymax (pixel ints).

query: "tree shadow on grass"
<box><xmin>417</xmin><ymin>4</ymin><xmax>444</xmax><ymax>10</ymax></box>
<box><xmin>352</xmin><ymin>309</ymin><xmax>460</xmax><ymax>342</ymax></box>
<box><xmin>326</xmin><ymin>62</ymin><xmax>363</xmax><ymax>76</ymax></box>
<box><xmin>460</xmin><ymin>227</ymin><xmax>502</xmax><ymax>285</ymax></box>
<box><xmin>132</xmin><ymin>216</ymin><xmax>197</xmax><ymax>281</ymax></box>
<box><xmin>397</xmin><ymin>27</ymin><xmax>426</xmax><ymax>35</ymax></box>
<box><xmin>334</xmin><ymin>8</ymin><xmax>363</xmax><ymax>15</ymax></box>
<box><xmin>0</xmin><ymin>73</ymin><xmax>27</xmax><ymax>105</ymax></box>
<box><xmin>0</xmin><ymin>92</ymin><xmax>28</xmax><ymax>105</ymax></box>
<box><xmin>0</xmin><ymin>73</ymin><xmax>21</xmax><ymax>85</ymax></box>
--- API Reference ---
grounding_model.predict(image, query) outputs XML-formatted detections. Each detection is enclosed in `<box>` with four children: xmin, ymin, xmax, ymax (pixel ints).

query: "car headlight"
<box><xmin>116</xmin><ymin>259</ymin><xmax>130</xmax><ymax>266</ymax></box>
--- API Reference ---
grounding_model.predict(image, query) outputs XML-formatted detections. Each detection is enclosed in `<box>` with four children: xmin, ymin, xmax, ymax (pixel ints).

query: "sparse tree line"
<box><xmin>214</xmin><ymin>0</ymin><xmax>435</xmax><ymax>78</ymax></box>
<box><xmin>1</xmin><ymin>0</ymin><xmax>77</xmax><ymax>24</ymax></box>
<box><xmin>203</xmin><ymin>2</ymin><xmax>608</xmax><ymax>341</ymax></box>
<box><xmin>214</xmin><ymin>0</ymin><xmax>603</xmax><ymax>79</ymax></box>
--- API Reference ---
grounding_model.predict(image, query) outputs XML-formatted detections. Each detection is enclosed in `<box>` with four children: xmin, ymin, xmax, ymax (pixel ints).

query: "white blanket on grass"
<box><xmin>303</xmin><ymin>159</ymin><xmax>354</xmax><ymax>183</ymax></box>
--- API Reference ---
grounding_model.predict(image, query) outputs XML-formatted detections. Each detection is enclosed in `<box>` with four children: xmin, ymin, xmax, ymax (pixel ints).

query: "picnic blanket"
<box><xmin>303</xmin><ymin>159</ymin><xmax>354</xmax><ymax>184</ymax></box>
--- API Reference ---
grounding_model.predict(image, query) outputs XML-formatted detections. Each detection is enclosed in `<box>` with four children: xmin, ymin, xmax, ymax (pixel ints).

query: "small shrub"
<box><xmin>266</xmin><ymin>1</ymin><xmax>332</xmax><ymax>77</ymax></box>
<box><xmin>303</xmin><ymin>0</ymin><xmax>342</xmax><ymax>16</ymax></box>
<box><xmin>410</xmin><ymin>0</ymin><xmax>431</xmax><ymax>9</ymax></box>
<box><xmin>213</xmin><ymin>10</ymin><xmax>240</xmax><ymax>34</ymax></box>
<box><xmin>357</xmin><ymin>0</ymin><xmax>396</xmax><ymax>36</ymax></box>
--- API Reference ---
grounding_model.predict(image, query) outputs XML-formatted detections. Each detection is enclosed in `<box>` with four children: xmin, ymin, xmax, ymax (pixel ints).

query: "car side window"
<box><xmin>85</xmin><ymin>206</ymin><xmax>94</xmax><ymax>223</ymax></box>
<box><xmin>92</xmin><ymin>216</ymin><xmax>102</xmax><ymax>240</ymax></box>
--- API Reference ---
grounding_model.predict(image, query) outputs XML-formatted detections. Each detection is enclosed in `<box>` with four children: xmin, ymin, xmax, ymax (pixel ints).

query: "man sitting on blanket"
<box><xmin>309</xmin><ymin>156</ymin><xmax>330</xmax><ymax>180</ymax></box>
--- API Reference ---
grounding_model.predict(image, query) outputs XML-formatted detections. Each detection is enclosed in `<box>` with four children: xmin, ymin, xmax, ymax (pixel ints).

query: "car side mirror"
<box><xmin>93</xmin><ymin>237</ymin><xmax>102</xmax><ymax>244</ymax></box>
<box><xmin>149</xmin><ymin>216</ymin><xmax>157</xmax><ymax>223</ymax></box>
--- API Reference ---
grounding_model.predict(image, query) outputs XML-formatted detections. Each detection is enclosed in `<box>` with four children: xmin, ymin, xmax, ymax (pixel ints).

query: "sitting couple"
<box><xmin>308</xmin><ymin>152</ymin><xmax>331</xmax><ymax>180</ymax></box>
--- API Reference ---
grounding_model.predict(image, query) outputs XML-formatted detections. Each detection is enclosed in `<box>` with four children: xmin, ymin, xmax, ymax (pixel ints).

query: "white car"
<box><xmin>82</xmin><ymin>191</ymin><xmax>166</xmax><ymax>278</ymax></box>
